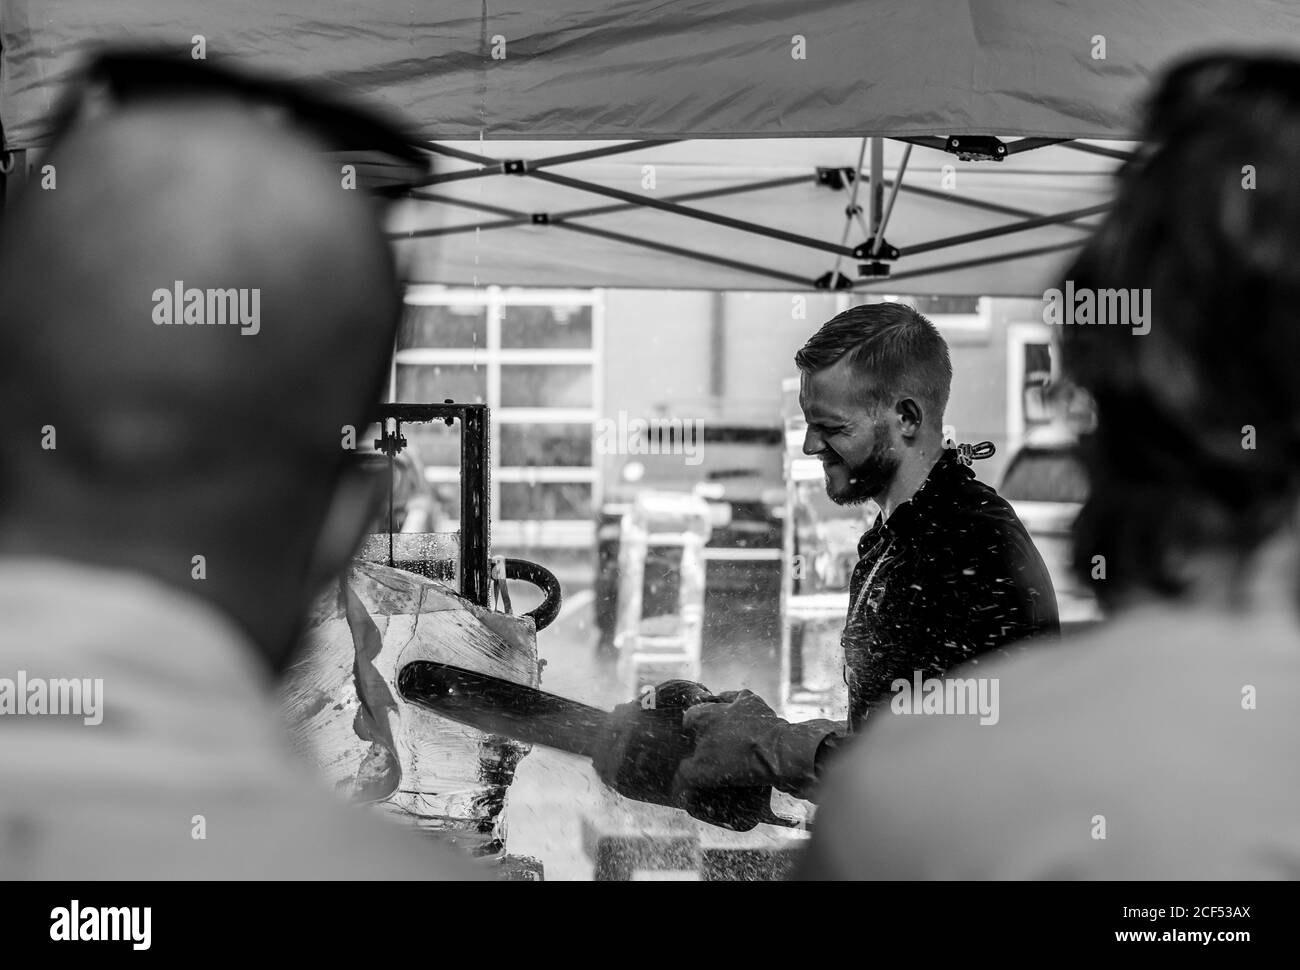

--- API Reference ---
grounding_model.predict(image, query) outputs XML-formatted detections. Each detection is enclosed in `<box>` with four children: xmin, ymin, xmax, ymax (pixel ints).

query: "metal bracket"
<box><xmin>374</xmin><ymin>422</ymin><xmax>408</xmax><ymax>456</ymax></box>
<box><xmin>503</xmin><ymin>158</ymin><xmax>529</xmax><ymax>175</ymax></box>
<box><xmin>531</xmin><ymin>212</ymin><xmax>550</xmax><ymax>224</ymax></box>
<box><xmin>852</xmin><ymin>237</ymin><xmax>899</xmax><ymax>260</ymax></box>
<box><xmin>813</xmin><ymin>271</ymin><xmax>855</xmax><ymax>290</ymax></box>
<box><xmin>857</xmin><ymin>261</ymin><xmax>892</xmax><ymax>278</ymax></box>
<box><xmin>816</xmin><ymin>166</ymin><xmax>857</xmax><ymax>191</ymax></box>
<box><xmin>374</xmin><ymin>401</ymin><xmax>492</xmax><ymax>608</ymax></box>
<box><xmin>946</xmin><ymin>135</ymin><xmax>1007</xmax><ymax>162</ymax></box>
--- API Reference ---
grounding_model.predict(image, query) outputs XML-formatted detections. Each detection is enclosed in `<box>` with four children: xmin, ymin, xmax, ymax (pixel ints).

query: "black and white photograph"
<box><xmin>0</xmin><ymin>0</ymin><xmax>1293</xmax><ymax>952</ymax></box>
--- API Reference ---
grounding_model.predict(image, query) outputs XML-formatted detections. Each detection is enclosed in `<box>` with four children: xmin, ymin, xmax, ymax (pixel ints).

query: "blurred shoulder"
<box><xmin>805</xmin><ymin>605</ymin><xmax>1300</xmax><ymax>878</ymax></box>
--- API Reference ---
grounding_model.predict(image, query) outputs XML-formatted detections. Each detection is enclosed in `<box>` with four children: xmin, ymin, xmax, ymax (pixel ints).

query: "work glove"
<box><xmin>673</xmin><ymin>690</ymin><xmax>838</xmax><ymax>802</ymax></box>
<box><xmin>591</xmin><ymin>683</ymin><xmax>838</xmax><ymax>824</ymax></box>
<box><xmin>591</xmin><ymin>680</ymin><xmax>715</xmax><ymax>803</ymax></box>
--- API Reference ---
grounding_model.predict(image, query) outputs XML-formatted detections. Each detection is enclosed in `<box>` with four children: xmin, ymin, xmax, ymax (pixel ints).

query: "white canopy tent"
<box><xmin>2</xmin><ymin>0</ymin><xmax>1296</xmax><ymax>293</ymax></box>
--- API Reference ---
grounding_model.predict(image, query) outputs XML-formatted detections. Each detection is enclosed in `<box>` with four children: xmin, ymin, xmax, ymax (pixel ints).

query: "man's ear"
<box><xmin>895</xmin><ymin>398</ymin><xmax>924</xmax><ymax>439</ymax></box>
<box><xmin>306</xmin><ymin>464</ymin><xmax>384</xmax><ymax>588</ymax></box>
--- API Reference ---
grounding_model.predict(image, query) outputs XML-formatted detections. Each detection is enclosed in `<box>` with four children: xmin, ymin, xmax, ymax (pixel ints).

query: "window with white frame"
<box><xmin>1006</xmin><ymin>321</ymin><xmax>1060</xmax><ymax>448</ymax></box>
<box><xmin>391</xmin><ymin>286</ymin><xmax>603</xmax><ymax>547</ymax></box>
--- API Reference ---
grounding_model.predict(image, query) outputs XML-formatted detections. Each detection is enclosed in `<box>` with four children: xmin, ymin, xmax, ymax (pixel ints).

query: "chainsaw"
<box><xmin>397</xmin><ymin>661</ymin><xmax>801</xmax><ymax>832</ymax></box>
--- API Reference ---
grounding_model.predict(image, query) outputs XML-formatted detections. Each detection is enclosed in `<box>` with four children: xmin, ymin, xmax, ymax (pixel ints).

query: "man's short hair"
<box><xmin>1060</xmin><ymin>52</ymin><xmax>1300</xmax><ymax>606</ymax></box>
<box><xmin>794</xmin><ymin>302</ymin><xmax>952</xmax><ymax>420</ymax></box>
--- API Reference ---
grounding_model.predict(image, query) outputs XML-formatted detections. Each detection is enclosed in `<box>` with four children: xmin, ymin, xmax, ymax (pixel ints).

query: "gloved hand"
<box><xmin>591</xmin><ymin>681</ymin><xmax>712</xmax><ymax>806</ymax></box>
<box><xmin>591</xmin><ymin>683</ymin><xmax>840</xmax><ymax>822</ymax></box>
<box><xmin>673</xmin><ymin>690</ymin><xmax>837</xmax><ymax>802</ymax></box>
<box><xmin>590</xmin><ymin>698</ymin><xmax>658</xmax><ymax>798</ymax></box>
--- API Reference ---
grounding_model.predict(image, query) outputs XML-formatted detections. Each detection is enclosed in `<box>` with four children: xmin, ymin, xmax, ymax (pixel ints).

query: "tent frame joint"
<box><xmin>815</xmin><ymin>166</ymin><xmax>857</xmax><ymax>191</ymax></box>
<box><xmin>946</xmin><ymin>135</ymin><xmax>1007</xmax><ymax>161</ymax></box>
<box><xmin>853</xmin><ymin>237</ymin><xmax>899</xmax><ymax>261</ymax></box>
<box><xmin>813</xmin><ymin>271</ymin><xmax>855</xmax><ymax>290</ymax></box>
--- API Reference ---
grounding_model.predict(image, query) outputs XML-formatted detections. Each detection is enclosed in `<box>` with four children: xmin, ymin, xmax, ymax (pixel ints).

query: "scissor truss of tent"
<box><xmin>389</xmin><ymin>134</ymin><xmax>1131</xmax><ymax>294</ymax></box>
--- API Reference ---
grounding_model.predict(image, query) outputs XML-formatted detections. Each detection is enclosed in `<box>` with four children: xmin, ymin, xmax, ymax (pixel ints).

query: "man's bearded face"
<box><xmin>821</xmin><ymin>415</ymin><xmax>899</xmax><ymax>505</ymax></box>
<box><xmin>799</xmin><ymin>359</ymin><xmax>901</xmax><ymax>506</ymax></box>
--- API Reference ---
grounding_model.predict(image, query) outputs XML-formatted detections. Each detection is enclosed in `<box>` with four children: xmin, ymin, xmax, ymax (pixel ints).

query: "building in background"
<box><xmin>393</xmin><ymin>286</ymin><xmax>603</xmax><ymax>553</ymax></box>
<box><xmin>392</xmin><ymin>286</ymin><xmax>1059</xmax><ymax>558</ymax></box>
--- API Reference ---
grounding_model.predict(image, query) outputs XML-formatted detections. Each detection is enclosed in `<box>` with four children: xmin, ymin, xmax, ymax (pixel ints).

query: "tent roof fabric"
<box><xmin>4</xmin><ymin>0</ymin><xmax>1300</xmax><ymax>150</ymax></box>
<box><xmin>3</xmin><ymin>2</ymin><xmax>1296</xmax><ymax>294</ymax></box>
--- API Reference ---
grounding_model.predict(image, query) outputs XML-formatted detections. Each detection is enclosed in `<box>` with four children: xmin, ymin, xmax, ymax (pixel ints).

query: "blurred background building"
<box><xmin>392</xmin><ymin>286</ymin><xmax>1060</xmax><ymax>557</ymax></box>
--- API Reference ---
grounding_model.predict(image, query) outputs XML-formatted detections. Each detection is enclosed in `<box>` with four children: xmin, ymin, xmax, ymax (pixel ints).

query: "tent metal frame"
<box><xmin>392</xmin><ymin>136</ymin><xmax>1120</xmax><ymax>291</ymax></box>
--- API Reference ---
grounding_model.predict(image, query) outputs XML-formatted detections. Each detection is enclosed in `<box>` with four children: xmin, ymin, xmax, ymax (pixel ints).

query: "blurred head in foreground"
<box><xmin>1063</xmin><ymin>53</ymin><xmax>1300</xmax><ymax>613</ymax></box>
<box><xmin>0</xmin><ymin>52</ymin><xmax>480</xmax><ymax>881</ymax></box>
<box><xmin>0</xmin><ymin>55</ymin><xmax>407</xmax><ymax>672</ymax></box>
<box><xmin>796</xmin><ymin>52</ymin><xmax>1300</xmax><ymax>882</ymax></box>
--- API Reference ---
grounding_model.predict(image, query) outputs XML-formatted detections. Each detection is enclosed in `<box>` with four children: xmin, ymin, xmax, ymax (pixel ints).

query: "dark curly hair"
<box><xmin>1061</xmin><ymin>52</ymin><xmax>1300</xmax><ymax>608</ymax></box>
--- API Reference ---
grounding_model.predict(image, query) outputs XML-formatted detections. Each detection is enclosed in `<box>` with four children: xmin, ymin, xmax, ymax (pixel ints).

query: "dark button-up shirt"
<box><xmin>841</xmin><ymin>449</ymin><xmax>1059</xmax><ymax>730</ymax></box>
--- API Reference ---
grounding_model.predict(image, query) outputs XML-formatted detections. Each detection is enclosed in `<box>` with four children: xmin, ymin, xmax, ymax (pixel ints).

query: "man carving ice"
<box><xmin>598</xmin><ymin>302</ymin><xmax>1059</xmax><ymax>815</ymax></box>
